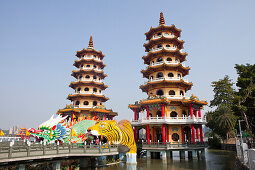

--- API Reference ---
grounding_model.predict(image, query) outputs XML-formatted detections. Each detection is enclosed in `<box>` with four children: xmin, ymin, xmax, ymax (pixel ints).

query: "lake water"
<box><xmin>97</xmin><ymin>149</ymin><xmax>236</xmax><ymax>170</ymax></box>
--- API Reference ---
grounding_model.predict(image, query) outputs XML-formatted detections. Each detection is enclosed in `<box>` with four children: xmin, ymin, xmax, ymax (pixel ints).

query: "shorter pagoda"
<box><xmin>57</xmin><ymin>36</ymin><xmax>118</xmax><ymax>121</ymax></box>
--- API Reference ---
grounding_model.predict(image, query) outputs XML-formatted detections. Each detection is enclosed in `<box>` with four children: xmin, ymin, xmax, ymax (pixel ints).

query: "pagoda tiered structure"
<box><xmin>129</xmin><ymin>12</ymin><xmax>207</xmax><ymax>144</ymax></box>
<box><xmin>57</xmin><ymin>36</ymin><xmax>117</xmax><ymax>121</ymax></box>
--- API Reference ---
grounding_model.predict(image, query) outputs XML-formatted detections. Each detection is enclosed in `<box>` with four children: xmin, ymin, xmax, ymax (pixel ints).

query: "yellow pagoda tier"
<box><xmin>128</xmin><ymin>12</ymin><xmax>207</xmax><ymax>145</ymax></box>
<box><xmin>57</xmin><ymin>36</ymin><xmax>117</xmax><ymax>121</ymax></box>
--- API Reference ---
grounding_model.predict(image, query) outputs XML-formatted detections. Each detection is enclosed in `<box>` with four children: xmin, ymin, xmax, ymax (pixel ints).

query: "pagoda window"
<box><xmin>164</xmin><ymin>33</ymin><xmax>169</xmax><ymax>36</ymax></box>
<box><xmin>93</xmin><ymin>101</ymin><xmax>97</xmax><ymax>106</ymax></box>
<box><xmin>85</xmin><ymin>75</ymin><xmax>90</xmax><ymax>79</ymax></box>
<box><xmin>150</xmin><ymin>76</ymin><xmax>154</xmax><ymax>80</ymax></box>
<box><xmin>166</xmin><ymin>44</ymin><xmax>171</xmax><ymax>48</ymax></box>
<box><xmin>178</xmin><ymin>73</ymin><xmax>182</xmax><ymax>78</ymax></box>
<box><xmin>166</xmin><ymin>57</ymin><xmax>172</xmax><ymax>62</ymax></box>
<box><xmin>156</xmin><ymin>57</ymin><xmax>163</xmax><ymax>62</ymax></box>
<box><xmin>79</xmin><ymin>75</ymin><xmax>83</xmax><ymax>79</ymax></box>
<box><xmin>77</xmin><ymin>88</ymin><xmax>81</xmax><ymax>93</ymax></box>
<box><xmin>156</xmin><ymin>72</ymin><xmax>163</xmax><ymax>78</ymax></box>
<box><xmin>81</xmin><ymin>64</ymin><xmax>84</xmax><ymax>68</ymax></box>
<box><xmin>156</xmin><ymin>110</ymin><xmax>162</xmax><ymax>117</ymax></box>
<box><xmin>157</xmin><ymin>44</ymin><xmax>162</xmax><ymax>48</ymax></box>
<box><xmin>86</xmin><ymin>65</ymin><xmax>90</xmax><ymax>67</ymax></box>
<box><xmin>169</xmin><ymin>90</ymin><xmax>175</xmax><ymax>96</ymax></box>
<box><xmin>172</xmin><ymin>133</ymin><xmax>179</xmax><ymax>141</ymax></box>
<box><xmin>170</xmin><ymin>111</ymin><xmax>178</xmax><ymax>117</ymax></box>
<box><xmin>168</xmin><ymin>73</ymin><xmax>174</xmax><ymax>77</ymax></box>
<box><xmin>156</xmin><ymin>89</ymin><xmax>164</xmax><ymax>96</ymax></box>
<box><xmin>93</xmin><ymin>55</ymin><xmax>96</xmax><ymax>58</ymax></box>
<box><xmin>157</xmin><ymin>33</ymin><xmax>162</xmax><ymax>36</ymax></box>
<box><xmin>93</xmin><ymin>76</ymin><xmax>97</xmax><ymax>80</ymax></box>
<box><xmin>180</xmin><ymin>90</ymin><xmax>184</xmax><ymax>96</ymax></box>
<box><xmin>149</xmin><ymin>113</ymin><xmax>152</xmax><ymax>117</ymax></box>
<box><xmin>93</xmin><ymin>65</ymin><xmax>97</xmax><ymax>68</ymax></box>
<box><xmin>75</xmin><ymin>101</ymin><xmax>80</xmax><ymax>106</ymax></box>
<box><xmin>93</xmin><ymin>88</ymin><xmax>97</xmax><ymax>93</ymax></box>
<box><xmin>84</xmin><ymin>101</ymin><xmax>89</xmax><ymax>105</ymax></box>
<box><xmin>151</xmin><ymin>61</ymin><xmax>155</xmax><ymax>65</ymax></box>
<box><xmin>84</xmin><ymin>87</ymin><xmax>89</xmax><ymax>91</ymax></box>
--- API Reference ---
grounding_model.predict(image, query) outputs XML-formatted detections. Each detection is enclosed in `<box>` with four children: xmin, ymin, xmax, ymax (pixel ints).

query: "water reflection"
<box><xmin>96</xmin><ymin>149</ymin><xmax>236</xmax><ymax>170</ymax></box>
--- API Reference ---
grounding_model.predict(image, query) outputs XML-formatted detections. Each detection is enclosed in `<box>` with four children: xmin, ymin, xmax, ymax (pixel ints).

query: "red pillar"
<box><xmin>161</xmin><ymin>104</ymin><xmax>165</xmax><ymax>118</ymax></box>
<box><xmin>198</xmin><ymin>108</ymin><xmax>201</xmax><ymax>118</ymax></box>
<box><xmin>152</xmin><ymin>127</ymin><xmax>155</xmax><ymax>143</ymax></box>
<box><xmin>162</xmin><ymin>124</ymin><xmax>166</xmax><ymax>144</ymax></box>
<box><xmin>166</xmin><ymin>125</ymin><xmax>169</xmax><ymax>143</ymax></box>
<box><xmin>104</xmin><ymin>114</ymin><xmax>107</xmax><ymax>120</ymax></box>
<box><xmin>146</xmin><ymin>125</ymin><xmax>150</xmax><ymax>144</ymax></box>
<box><xmin>191</xmin><ymin>124</ymin><xmax>195</xmax><ymax>143</ymax></box>
<box><xmin>111</xmin><ymin>116</ymin><xmax>113</xmax><ymax>120</ymax></box>
<box><xmin>181</xmin><ymin>127</ymin><xmax>184</xmax><ymax>142</ymax></box>
<box><xmin>196</xmin><ymin>127</ymin><xmax>199</xmax><ymax>141</ymax></box>
<box><xmin>134</xmin><ymin>127</ymin><xmax>138</xmax><ymax>142</ymax></box>
<box><xmin>194</xmin><ymin>110</ymin><xmax>197</xmax><ymax>117</ymax></box>
<box><xmin>146</xmin><ymin>105</ymin><xmax>149</xmax><ymax>118</ymax></box>
<box><xmin>95</xmin><ymin>113</ymin><xmax>97</xmax><ymax>120</ymax></box>
<box><xmin>189</xmin><ymin>104</ymin><xmax>193</xmax><ymax>118</ymax></box>
<box><xmin>200</xmin><ymin>125</ymin><xmax>203</xmax><ymax>143</ymax></box>
<box><xmin>134</xmin><ymin>109</ymin><xmax>137</xmax><ymax>120</ymax></box>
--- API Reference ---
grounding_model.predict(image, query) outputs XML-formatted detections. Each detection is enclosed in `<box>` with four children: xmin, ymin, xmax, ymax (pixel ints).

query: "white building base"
<box><xmin>126</xmin><ymin>153</ymin><xmax>137</xmax><ymax>164</ymax></box>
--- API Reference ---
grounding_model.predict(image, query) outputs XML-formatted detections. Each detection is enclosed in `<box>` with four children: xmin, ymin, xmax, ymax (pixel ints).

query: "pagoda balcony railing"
<box><xmin>148</xmin><ymin>77</ymin><xmax>189</xmax><ymax>83</ymax></box>
<box><xmin>75</xmin><ymin>67</ymin><xmax>103</xmax><ymax>72</ymax></box>
<box><xmin>150</xmin><ymin>47</ymin><xmax>184</xmax><ymax>53</ymax></box>
<box><xmin>131</xmin><ymin>116</ymin><xmax>206</xmax><ymax>125</ymax></box>
<box><xmin>73</xmin><ymin>105</ymin><xmax>93</xmax><ymax>109</ymax></box>
<box><xmin>79</xmin><ymin>56</ymin><xmax>102</xmax><ymax>62</ymax></box>
<box><xmin>149</xmin><ymin>61</ymin><xmax>186</xmax><ymax>67</ymax></box>
<box><xmin>77</xmin><ymin>78</ymin><xmax>103</xmax><ymax>83</ymax></box>
<box><xmin>152</xmin><ymin>34</ymin><xmax>175</xmax><ymax>40</ymax></box>
<box><xmin>73</xmin><ymin>92</ymin><xmax>104</xmax><ymax>96</ymax></box>
<box><xmin>164</xmin><ymin>95</ymin><xmax>188</xmax><ymax>99</ymax></box>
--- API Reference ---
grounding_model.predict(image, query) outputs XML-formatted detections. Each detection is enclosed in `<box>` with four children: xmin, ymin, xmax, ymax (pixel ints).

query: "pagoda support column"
<box><xmin>152</xmin><ymin>127</ymin><xmax>155</xmax><ymax>143</ymax></box>
<box><xmin>104</xmin><ymin>114</ymin><xmax>107</xmax><ymax>120</ymax></box>
<box><xmin>162</xmin><ymin>124</ymin><xmax>165</xmax><ymax>144</ymax></box>
<box><xmin>198</xmin><ymin>108</ymin><xmax>201</xmax><ymax>118</ymax></box>
<box><xmin>146</xmin><ymin>125</ymin><xmax>150</xmax><ymax>144</ymax></box>
<box><xmin>181</xmin><ymin>126</ymin><xmax>184</xmax><ymax>143</ymax></box>
<box><xmin>196</xmin><ymin>127</ymin><xmax>199</xmax><ymax>141</ymax></box>
<box><xmin>189</xmin><ymin>104</ymin><xmax>193</xmax><ymax>118</ymax></box>
<box><xmin>134</xmin><ymin>127</ymin><xmax>138</xmax><ymax>142</ymax></box>
<box><xmin>191</xmin><ymin>124</ymin><xmax>195</xmax><ymax>143</ymax></box>
<box><xmin>146</xmin><ymin>105</ymin><xmax>149</xmax><ymax>118</ymax></box>
<box><xmin>200</xmin><ymin>125</ymin><xmax>203</xmax><ymax>143</ymax></box>
<box><xmin>194</xmin><ymin>109</ymin><xmax>197</xmax><ymax>117</ymax></box>
<box><xmin>166</xmin><ymin>125</ymin><xmax>169</xmax><ymax>143</ymax></box>
<box><xmin>95</xmin><ymin>113</ymin><xmax>97</xmax><ymax>120</ymax></box>
<box><xmin>161</xmin><ymin>104</ymin><xmax>165</xmax><ymax>118</ymax></box>
<box><xmin>134</xmin><ymin>109</ymin><xmax>137</xmax><ymax>120</ymax></box>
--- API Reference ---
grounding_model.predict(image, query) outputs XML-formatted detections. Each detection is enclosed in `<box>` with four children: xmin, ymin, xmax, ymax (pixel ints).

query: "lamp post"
<box><xmin>238</xmin><ymin>120</ymin><xmax>244</xmax><ymax>162</ymax></box>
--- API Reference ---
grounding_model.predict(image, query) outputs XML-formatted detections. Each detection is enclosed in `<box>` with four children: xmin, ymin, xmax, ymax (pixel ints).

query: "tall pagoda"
<box><xmin>57</xmin><ymin>36</ymin><xmax>117</xmax><ymax>121</ymax></box>
<box><xmin>129</xmin><ymin>12</ymin><xmax>207</xmax><ymax>145</ymax></box>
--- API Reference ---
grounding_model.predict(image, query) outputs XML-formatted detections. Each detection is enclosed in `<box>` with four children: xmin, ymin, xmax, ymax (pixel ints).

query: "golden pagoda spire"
<box><xmin>88</xmin><ymin>35</ymin><xmax>94</xmax><ymax>49</ymax></box>
<box><xmin>159</xmin><ymin>12</ymin><xmax>165</xmax><ymax>26</ymax></box>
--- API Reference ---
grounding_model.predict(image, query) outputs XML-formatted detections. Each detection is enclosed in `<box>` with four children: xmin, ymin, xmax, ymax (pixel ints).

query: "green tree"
<box><xmin>234</xmin><ymin>64</ymin><xmax>255</xmax><ymax>136</ymax></box>
<box><xmin>210</xmin><ymin>75</ymin><xmax>235</xmax><ymax>107</ymax></box>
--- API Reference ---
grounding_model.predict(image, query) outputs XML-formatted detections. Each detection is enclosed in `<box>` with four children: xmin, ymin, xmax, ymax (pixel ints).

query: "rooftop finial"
<box><xmin>88</xmin><ymin>35</ymin><xmax>94</xmax><ymax>49</ymax></box>
<box><xmin>159</xmin><ymin>12</ymin><xmax>165</xmax><ymax>26</ymax></box>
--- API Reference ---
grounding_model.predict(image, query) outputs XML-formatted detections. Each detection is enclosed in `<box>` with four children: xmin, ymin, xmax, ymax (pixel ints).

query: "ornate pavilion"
<box><xmin>129</xmin><ymin>12</ymin><xmax>207</xmax><ymax>144</ymax></box>
<box><xmin>57</xmin><ymin>36</ymin><xmax>117</xmax><ymax>121</ymax></box>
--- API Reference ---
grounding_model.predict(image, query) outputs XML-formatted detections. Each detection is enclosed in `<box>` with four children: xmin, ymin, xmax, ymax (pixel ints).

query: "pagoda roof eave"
<box><xmin>73</xmin><ymin>59</ymin><xmax>106</xmax><ymax>69</ymax></box>
<box><xmin>69</xmin><ymin>81</ymin><xmax>108</xmax><ymax>90</ymax></box>
<box><xmin>67</xmin><ymin>94</ymin><xmax>109</xmax><ymax>102</ymax></box>
<box><xmin>142</xmin><ymin>49</ymin><xmax>187</xmax><ymax>64</ymax></box>
<box><xmin>71</xmin><ymin>70</ymin><xmax>107</xmax><ymax>79</ymax></box>
<box><xmin>76</xmin><ymin>48</ymin><xmax>105</xmax><ymax>60</ymax></box>
<box><xmin>141</xmin><ymin>64</ymin><xmax>190</xmax><ymax>78</ymax></box>
<box><xmin>145</xmin><ymin>25</ymin><xmax>182</xmax><ymax>40</ymax></box>
<box><xmin>143</xmin><ymin>36</ymin><xmax>184</xmax><ymax>50</ymax></box>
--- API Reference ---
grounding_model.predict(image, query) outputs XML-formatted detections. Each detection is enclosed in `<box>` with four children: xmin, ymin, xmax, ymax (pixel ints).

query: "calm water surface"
<box><xmin>97</xmin><ymin>149</ymin><xmax>236</xmax><ymax>170</ymax></box>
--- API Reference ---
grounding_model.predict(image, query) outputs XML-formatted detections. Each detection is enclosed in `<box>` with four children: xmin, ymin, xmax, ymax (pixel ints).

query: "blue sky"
<box><xmin>0</xmin><ymin>0</ymin><xmax>255</xmax><ymax>129</ymax></box>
